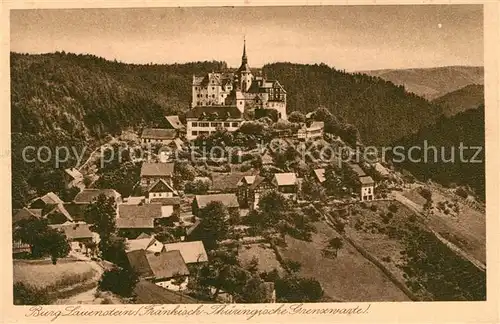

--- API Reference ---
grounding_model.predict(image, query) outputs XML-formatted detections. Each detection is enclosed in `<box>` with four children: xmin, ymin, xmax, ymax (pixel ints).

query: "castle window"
<box><xmin>239</xmin><ymin>101</ymin><xmax>243</xmax><ymax>105</ymax></box>
<box><xmin>212</xmin><ymin>94</ymin><xmax>215</xmax><ymax>98</ymax></box>
<box><xmin>192</xmin><ymin>131</ymin><xmax>198</xmax><ymax>136</ymax></box>
<box><xmin>224</xmin><ymin>122</ymin><xmax>230</xmax><ymax>127</ymax></box>
<box><xmin>192</xmin><ymin>122</ymin><xmax>198</xmax><ymax>127</ymax></box>
<box><xmin>212</xmin><ymin>87</ymin><xmax>215</xmax><ymax>90</ymax></box>
<box><xmin>232</xmin><ymin>122</ymin><xmax>239</xmax><ymax>127</ymax></box>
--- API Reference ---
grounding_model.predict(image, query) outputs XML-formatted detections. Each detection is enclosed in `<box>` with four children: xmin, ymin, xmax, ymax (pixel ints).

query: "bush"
<box><xmin>13</xmin><ymin>282</ymin><xmax>52</xmax><ymax>305</ymax></box>
<box><xmin>370</xmin><ymin>204</ymin><xmax>378</xmax><ymax>212</ymax></box>
<box><xmin>420</xmin><ymin>188</ymin><xmax>432</xmax><ymax>201</ymax></box>
<box><xmin>455</xmin><ymin>187</ymin><xmax>468</xmax><ymax>199</ymax></box>
<box><xmin>388</xmin><ymin>203</ymin><xmax>399</xmax><ymax>213</ymax></box>
<box><xmin>98</xmin><ymin>267</ymin><xmax>138</xmax><ymax>297</ymax></box>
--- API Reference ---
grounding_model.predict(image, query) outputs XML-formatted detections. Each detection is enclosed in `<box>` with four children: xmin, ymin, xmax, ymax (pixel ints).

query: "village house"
<box><xmin>192</xmin><ymin>193</ymin><xmax>240</xmax><ymax>217</ymax></box>
<box><xmin>116</xmin><ymin>204</ymin><xmax>162</xmax><ymax>238</ymax></box>
<box><xmin>185</xmin><ymin>105</ymin><xmax>244</xmax><ymax>141</ymax></box>
<box><xmin>237</xmin><ymin>175</ymin><xmax>278</xmax><ymax>210</ymax></box>
<box><xmin>126</xmin><ymin>249</ymin><xmax>190</xmax><ymax>291</ymax></box>
<box><xmin>63</xmin><ymin>167</ymin><xmax>84</xmax><ymax>189</ymax></box>
<box><xmin>162</xmin><ymin>241</ymin><xmax>208</xmax><ymax>264</ymax></box>
<box><xmin>163</xmin><ymin>115</ymin><xmax>185</xmax><ymax>131</ymax></box>
<box><xmin>209</xmin><ymin>172</ymin><xmax>252</xmax><ymax>194</ymax></box>
<box><xmin>50</xmin><ymin>222</ymin><xmax>96</xmax><ymax>255</ymax></box>
<box><xmin>73</xmin><ymin>189</ymin><xmax>122</xmax><ymax>204</ymax></box>
<box><xmin>313</xmin><ymin>168</ymin><xmax>326</xmax><ymax>184</ymax></box>
<box><xmin>125</xmin><ymin>234</ymin><xmax>164</xmax><ymax>253</ymax></box>
<box><xmin>273</xmin><ymin>173</ymin><xmax>299</xmax><ymax>200</ymax></box>
<box><xmin>146</xmin><ymin>179</ymin><xmax>178</xmax><ymax>201</ymax></box>
<box><xmin>359</xmin><ymin>176</ymin><xmax>375</xmax><ymax>201</ymax></box>
<box><xmin>12</xmin><ymin>207</ymin><xmax>42</xmax><ymax>224</ymax></box>
<box><xmin>140</xmin><ymin>128</ymin><xmax>177</xmax><ymax>145</ymax></box>
<box><xmin>348</xmin><ymin>164</ymin><xmax>375</xmax><ymax>201</ymax></box>
<box><xmin>133</xmin><ymin>280</ymin><xmax>201</xmax><ymax>304</ymax></box>
<box><xmin>29</xmin><ymin>192</ymin><xmax>74</xmax><ymax>224</ymax></box>
<box><xmin>140</xmin><ymin>162</ymin><xmax>175</xmax><ymax>190</ymax></box>
<box><xmin>297</xmin><ymin>121</ymin><xmax>324</xmax><ymax>140</ymax></box>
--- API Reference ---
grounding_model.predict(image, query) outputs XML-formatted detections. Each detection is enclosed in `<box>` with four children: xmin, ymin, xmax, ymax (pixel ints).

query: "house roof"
<box><xmin>359</xmin><ymin>176</ymin><xmax>375</xmax><ymax>185</ymax></box>
<box><xmin>147</xmin><ymin>250</ymin><xmax>190</xmax><ymax>279</ymax></box>
<box><xmin>13</xmin><ymin>208</ymin><xmax>42</xmax><ymax>223</ymax></box>
<box><xmin>313</xmin><ymin>168</ymin><xmax>326</xmax><ymax>183</ymax></box>
<box><xmin>185</xmin><ymin>106</ymin><xmax>243</xmax><ymax>120</ymax></box>
<box><xmin>274</xmin><ymin>173</ymin><xmax>297</xmax><ymax>186</ymax></box>
<box><xmin>133</xmin><ymin>280</ymin><xmax>201</xmax><ymax>304</ymax></box>
<box><xmin>126</xmin><ymin>237</ymin><xmax>162</xmax><ymax>252</ymax></box>
<box><xmin>249</xmin><ymin>175</ymin><xmax>268</xmax><ymax>190</ymax></box>
<box><xmin>149</xmin><ymin>197</ymin><xmax>181</xmax><ymax>206</ymax></box>
<box><xmin>141</xmin><ymin>128</ymin><xmax>177</xmax><ymax>140</ymax></box>
<box><xmin>261</xmin><ymin>153</ymin><xmax>274</xmax><ymax>165</ymax></box>
<box><xmin>118</xmin><ymin>204</ymin><xmax>162</xmax><ymax>220</ymax></box>
<box><xmin>195</xmin><ymin>193</ymin><xmax>239</xmax><ymax>209</ymax></box>
<box><xmin>126</xmin><ymin>249</ymin><xmax>154</xmax><ymax>277</ymax></box>
<box><xmin>73</xmin><ymin>189</ymin><xmax>120</xmax><ymax>204</ymax></box>
<box><xmin>349</xmin><ymin>164</ymin><xmax>366</xmax><ymax>177</ymax></box>
<box><xmin>116</xmin><ymin>217</ymin><xmax>154</xmax><ymax>229</ymax></box>
<box><xmin>136</xmin><ymin>232</ymin><xmax>152</xmax><ymax>239</ymax></box>
<box><xmin>165</xmin><ymin>115</ymin><xmax>185</xmax><ymax>130</ymax></box>
<box><xmin>140</xmin><ymin>162</ymin><xmax>175</xmax><ymax>177</ymax></box>
<box><xmin>147</xmin><ymin>179</ymin><xmax>177</xmax><ymax>194</ymax></box>
<box><xmin>64</xmin><ymin>168</ymin><xmax>83</xmax><ymax>180</ymax></box>
<box><xmin>45</xmin><ymin>203</ymin><xmax>74</xmax><ymax>222</ymax></box>
<box><xmin>210</xmin><ymin>172</ymin><xmax>251</xmax><ymax>192</ymax></box>
<box><xmin>163</xmin><ymin>241</ymin><xmax>208</xmax><ymax>264</ymax></box>
<box><xmin>185</xmin><ymin>218</ymin><xmax>202</xmax><ymax>237</ymax></box>
<box><xmin>237</xmin><ymin>175</ymin><xmax>256</xmax><ymax>186</ymax></box>
<box><xmin>34</xmin><ymin>192</ymin><xmax>64</xmax><ymax>206</ymax></box>
<box><xmin>51</xmin><ymin>222</ymin><xmax>93</xmax><ymax>240</ymax></box>
<box><xmin>62</xmin><ymin>203</ymin><xmax>88</xmax><ymax>221</ymax></box>
<box><xmin>123</xmin><ymin>196</ymin><xmax>147</xmax><ymax>205</ymax></box>
<box><xmin>309</xmin><ymin>121</ymin><xmax>325</xmax><ymax>130</ymax></box>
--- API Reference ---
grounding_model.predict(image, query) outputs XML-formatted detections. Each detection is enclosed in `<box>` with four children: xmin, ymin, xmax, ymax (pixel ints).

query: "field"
<box><xmin>402</xmin><ymin>188</ymin><xmax>486</xmax><ymax>264</ymax></box>
<box><xmin>347</xmin><ymin>199</ymin><xmax>486</xmax><ymax>300</ymax></box>
<box><xmin>238</xmin><ymin>243</ymin><xmax>285</xmax><ymax>274</ymax></box>
<box><xmin>13</xmin><ymin>258</ymin><xmax>97</xmax><ymax>291</ymax></box>
<box><xmin>278</xmin><ymin>222</ymin><xmax>410</xmax><ymax>302</ymax></box>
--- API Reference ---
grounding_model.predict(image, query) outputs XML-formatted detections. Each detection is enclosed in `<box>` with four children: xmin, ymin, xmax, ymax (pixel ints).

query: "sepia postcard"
<box><xmin>1</xmin><ymin>1</ymin><xmax>499</xmax><ymax>323</ymax></box>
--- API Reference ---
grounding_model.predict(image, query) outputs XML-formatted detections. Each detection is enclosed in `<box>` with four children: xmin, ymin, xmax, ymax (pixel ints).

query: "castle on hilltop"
<box><xmin>191</xmin><ymin>40</ymin><xmax>288</xmax><ymax>120</ymax></box>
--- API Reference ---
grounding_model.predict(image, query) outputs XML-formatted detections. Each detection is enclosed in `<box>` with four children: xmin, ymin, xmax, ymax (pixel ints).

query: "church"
<box><xmin>187</xmin><ymin>41</ymin><xmax>288</xmax><ymax>140</ymax></box>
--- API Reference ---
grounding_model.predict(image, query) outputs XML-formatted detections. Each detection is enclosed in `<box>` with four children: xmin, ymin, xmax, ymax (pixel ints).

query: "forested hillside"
<box><xmin>262</xmin><ymin>62</ymin><xmax>442</xmax><ymax>146</ymax></box>
<box><xmin>431</xmin><ymin>84</ymin><xmax>484</xmax><ymax>117</ymax></box>
<box><xmin>392</xmin><ymin>106</ymin><xmax>485</xmax><ymax>201</ymax></box>
<box><xmin>11</xmin><ymin>52</ymin><xmax>227</xmax><ymax>139</ymax></box>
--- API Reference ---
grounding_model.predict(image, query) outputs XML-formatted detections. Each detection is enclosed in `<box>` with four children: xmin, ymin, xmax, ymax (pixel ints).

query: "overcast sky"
<box><xmin>10</xmin><ymin>5</ymin><xmax>483</xmax><ymax>71</ymax></box>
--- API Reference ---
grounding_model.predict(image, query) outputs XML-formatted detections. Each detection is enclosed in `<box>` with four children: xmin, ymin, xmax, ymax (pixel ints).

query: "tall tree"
<box><xmin>193</xmin><ymin>201</ymin><xmax>229</xmax><ymax>250</ymax></box>
<box><xmin>84</xmin><ymin>194</ymin><xmax>117</xmax><ymax>254</ymax></box>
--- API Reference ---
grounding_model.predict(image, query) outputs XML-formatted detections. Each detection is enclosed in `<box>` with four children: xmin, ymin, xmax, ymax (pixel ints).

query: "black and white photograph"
<box><xmin>7</xmin><ymin>3</ymin><xmax>493</xmax><ymax>311</ymax></box>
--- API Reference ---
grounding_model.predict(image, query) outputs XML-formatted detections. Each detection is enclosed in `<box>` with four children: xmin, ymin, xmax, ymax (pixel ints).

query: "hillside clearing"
<box><xmin>277</xmin><ymin>222</ymin><xmax>410</xmax><ymax>302</ymax></box>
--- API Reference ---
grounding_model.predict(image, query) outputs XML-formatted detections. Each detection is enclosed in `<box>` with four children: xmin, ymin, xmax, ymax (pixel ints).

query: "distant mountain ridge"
<box><xmin>359</xmin><ymin>66</ymin><xmax>484</xmax><ymax>100</ymax></box>
<box><xmin>431</xmin><ymin>84</ymin><xmax>484</xmax><ymax>117</ymax></box>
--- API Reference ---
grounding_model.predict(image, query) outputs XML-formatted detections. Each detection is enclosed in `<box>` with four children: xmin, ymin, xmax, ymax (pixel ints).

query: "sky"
<box><xmin>10</xmin><ymin>5</ymin><xmax>483</xmax><ymax>71</ymax></box>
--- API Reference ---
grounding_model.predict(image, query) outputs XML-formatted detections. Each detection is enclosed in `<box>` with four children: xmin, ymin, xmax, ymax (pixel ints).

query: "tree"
<box><xmin>326</xmin><ymin>237</ymin><xmax>343</xmax><ymax>258</ymax></box>
<box><xmin>275</xmin><ymin>275</ymin><xmax>324</xmax><ymax>302</ymax></box>
<box><xmin>288</xmin><ymin>111</ymin><xmax>306</xmax><ymax>124</ymax></box>
<box><xmin>301</xmin><ymin>177</ymin><xmax>326</xmax><ymax>201</ymax></box>
<box><xmin>84</xmin><ymin>194</ymin><xmax>117</xmax><ymax>250</ymax></box>
<box><xmin>184</xmin><ymin>180</ymin><xmax>210</xmax><ymax>194</ymax></box>
<box><xmin>13</xmin><ymin>218</ymin><xmax>70</xmax><ymax>262</ymax></box>
<box><xmin>258</xmin><ymin>190</ymin><xmax>289</xmax><ymax>227</ymax></box>
<box><xmin>193</xmin><ymin>201</ymin><xmax>229</xmax><ymax>250</ymax></box>
<box><xmin>247</xmin><ymin>256</ymin><xmax>259</xmax><ymax>274</ymax></box>
<box><xmin>100</xmin><ymin>234</ymin><xmax>129</xmax><ymax>268</ymax></box>
<box><xmin>240</xmin><ymin>275</ymin><xmax>269</xmax><ymax>303</ymax></box>
<box><xmin>285</xmin><ymin>260</ymin><xmax>302</xmax><ymax>273</ymax></box>
<box><xmin>98</xmin><ymin>267</ymin><xmax>138</xmax><ymax>297</ymax></box>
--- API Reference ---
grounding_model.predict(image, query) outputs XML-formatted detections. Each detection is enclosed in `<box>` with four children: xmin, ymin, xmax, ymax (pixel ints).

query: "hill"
<box><xmin>431</xmin><ymin>84</ymin><xmax>484</xmax><ymax>117</ymax></box>
<box><xmin>262</xmin><ymin>62</ymin><xmax>442</xmax><ymax>146</ymax></box>
<box><xmin>392</xmin><ymin>105</ymin><xmax>485</xmax><ymax>201</ymax></box>
<box><xmin>11</xmin><ymin>52</ymin><xmax>227</xmax><ymax>139</ymax></box>
<box><xmin>359</xmin><ymin>66</ymin><xmax>484</xmax><ymax>100</ymax></box>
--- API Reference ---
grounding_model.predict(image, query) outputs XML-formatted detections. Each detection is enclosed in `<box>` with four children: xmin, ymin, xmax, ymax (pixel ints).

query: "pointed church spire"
<box><xmin>242</xmin><ymin>36</ymin><xmax>248</xmax><ymax>65</ymax></box>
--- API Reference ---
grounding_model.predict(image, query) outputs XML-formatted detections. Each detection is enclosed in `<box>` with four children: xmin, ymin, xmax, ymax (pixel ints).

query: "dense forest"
<box><xmin>262</xmin><ymin>62</ymin><xmax>442</xmax><ymax>146</ymax></box>
<box><xmin>392</xmin><ymin>106</ymin><xmax>485</xmax><ymax>201</ymax></box>
<box><xmin>431</xmin><ymin>84</ymin><xmax>484</xmax><ymax>117</ymax></box>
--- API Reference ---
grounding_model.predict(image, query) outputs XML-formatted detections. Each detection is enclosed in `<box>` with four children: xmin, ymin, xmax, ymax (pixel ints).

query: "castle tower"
<box><xmin>237</xmin><ymin>38</ymin><xmax>253</xmax><ymax>92</ymax></box>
